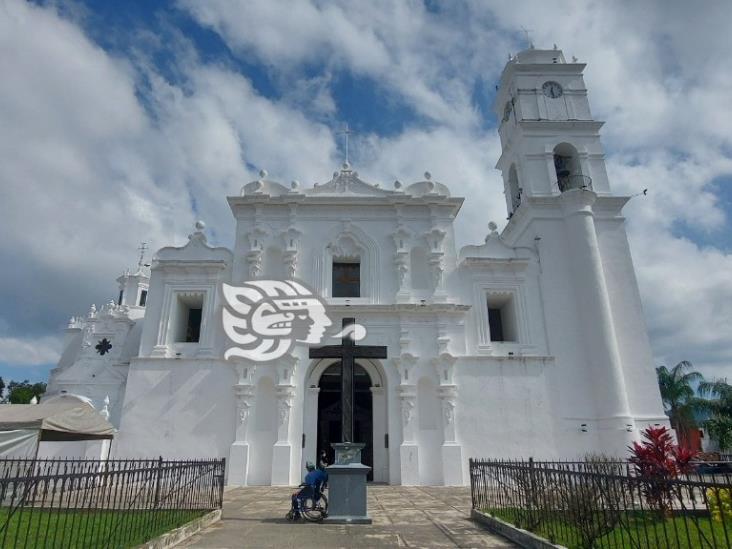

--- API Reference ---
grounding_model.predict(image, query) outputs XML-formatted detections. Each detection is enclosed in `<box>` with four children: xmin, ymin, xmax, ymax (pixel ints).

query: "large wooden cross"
<box><xmin>309</xmin><ymin>318</ymin><xmax>387</xmax><ymax>443</ymax></box>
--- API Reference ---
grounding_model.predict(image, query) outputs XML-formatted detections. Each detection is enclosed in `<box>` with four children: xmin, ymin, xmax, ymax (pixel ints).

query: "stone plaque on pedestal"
<box><xmin>324</xmin><ymin>442</ymin><xmax>371</xmax><ymax>524</ymax></box>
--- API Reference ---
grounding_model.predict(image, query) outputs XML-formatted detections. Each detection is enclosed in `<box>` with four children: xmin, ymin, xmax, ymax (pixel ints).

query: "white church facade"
<box><xmin>47</xmin><ymin>48</ymin><xmax>668</xmax><ymax>486</ymax></box>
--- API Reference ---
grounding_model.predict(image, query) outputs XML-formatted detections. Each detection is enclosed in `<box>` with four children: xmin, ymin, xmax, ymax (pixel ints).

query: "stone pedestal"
<box><xmin>441</xmin><ymin>443</ymin><xmax>463</xmax><ymax>485</ymax></box>
<box><xmin>399</xmin><ymin>443</ymin><xmax>420</xmax><ymax>485</ymax></box>
<box><xmin>227</xmin><ymin>441</ymin><xmax>250</xmax><ymax>486</ymax></box>
<box><xmin>271</xmin><ymin>442</ymin><xmax>292</xmax><ymax>486</ymax></box>
<box><xmin>324</xmin><ymin>442</ymin><xmax>372</xmax><ymax>524</ymax></box>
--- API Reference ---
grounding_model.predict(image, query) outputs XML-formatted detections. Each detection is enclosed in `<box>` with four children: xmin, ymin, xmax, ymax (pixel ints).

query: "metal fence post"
<box><xmin>153</xmin><ymin>456</ymin><xmax>163</xmax><ymax>509</ymax></box>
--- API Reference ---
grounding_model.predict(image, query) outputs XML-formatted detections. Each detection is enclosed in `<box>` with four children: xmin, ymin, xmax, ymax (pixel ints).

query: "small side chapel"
<box><xmin>47</xmin><ymin>48</ymin><xmax>668</xmax><ymax>486</ymax></box>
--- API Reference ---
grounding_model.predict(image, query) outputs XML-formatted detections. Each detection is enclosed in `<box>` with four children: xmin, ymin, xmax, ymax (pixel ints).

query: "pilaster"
<box><xmin>397</xmin><ymin>384</ymin><xmax>419</xmax><ymax>485</ymax></box>
<box><xmin>392</xmin><ymin>224</ymin><xmax>413</xmax><ymax>303</ymax></box>
<box><xmin>271</xmin><ymin>355</ymin><xmax>298</xmax><ymax>485</ymax></box>
<box><xmin>432</xmin><ymin>354</ymin><xmax>463</xmax><ymax>485</ymax></box>
<box><xmin>425</xmin><ymin>227</ymin><xmax>447</xmax><ymax>302</ymax></box>
<box><xmin>228</xmin><ymin>361</ymin><xmax>256</xmax><ymax>486</ymax></box>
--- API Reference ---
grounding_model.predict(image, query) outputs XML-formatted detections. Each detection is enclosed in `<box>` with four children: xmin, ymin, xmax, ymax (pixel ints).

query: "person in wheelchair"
<box><xmin>290</xmin><ymin>461</ymin><xmax>327</xmax><ymax>520</ymax></box>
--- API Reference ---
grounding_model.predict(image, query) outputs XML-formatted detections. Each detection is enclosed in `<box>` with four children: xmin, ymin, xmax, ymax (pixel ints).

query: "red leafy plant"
<box><xmin>628</xmin><ymin>426</ymin><xmax>697</xmax><ymax>513</ymax></box>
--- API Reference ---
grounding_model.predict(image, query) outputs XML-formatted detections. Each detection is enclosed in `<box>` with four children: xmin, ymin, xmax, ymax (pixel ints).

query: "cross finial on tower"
<box><xmin>337</xmin><ymin>124</ymin><xmax>354</xmax><ymax>166</ymax></box>
<box><xmin>137</xmin><ymin>242</ymin><xmax>149</xmax><ymax>268</ymax></box>
<box><xmin>520</xmin><ymin>26</ymin><xmax>535</xmax><ymax>49</ymax></box>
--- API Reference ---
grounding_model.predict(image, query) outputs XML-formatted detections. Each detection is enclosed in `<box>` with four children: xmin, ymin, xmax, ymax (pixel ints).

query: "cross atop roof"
<box><xmin>337</xmin><ymin>124</ymin><xmax>354</xmax><ymax>166</ymax></box>
<box><xmin>137</xmin><ymin>242</ymin><xmax>149</xmax><ymax>268</ymax></box>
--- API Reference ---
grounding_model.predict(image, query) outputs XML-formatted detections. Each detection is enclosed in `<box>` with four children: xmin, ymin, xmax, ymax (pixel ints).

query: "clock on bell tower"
<box><xmin>493</xmin><ymin>47</ymin><xmax>613</xmax><ymax>216</ymax></box>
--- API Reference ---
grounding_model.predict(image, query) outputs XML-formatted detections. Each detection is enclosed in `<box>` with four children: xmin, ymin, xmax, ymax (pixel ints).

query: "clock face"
<box><xmin>542</xmin><ymin>81</ymin><xmax>563</xmax><ymax>99</ymax></box>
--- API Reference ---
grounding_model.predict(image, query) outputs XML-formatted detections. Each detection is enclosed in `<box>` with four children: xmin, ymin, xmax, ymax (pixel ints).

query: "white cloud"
<box><xmin>1</xmin><ymin>0</ymin><xmax>732</xmax><ymax>383</ymax></box>
<box><xmin>0</xmin><ymin>336</ymin><xmax>62</xmax><ymax>367</ymax></box>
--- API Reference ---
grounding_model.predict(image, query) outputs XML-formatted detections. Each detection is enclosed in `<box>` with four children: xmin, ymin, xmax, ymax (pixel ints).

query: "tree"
<box><xmin>698</xmin><ymin>378</ymin><xmax>732</xmax><ymax>451</ymax></box>
<box><xmin>7</xmin><ymin>380</ymin><xmax>47</xmax><ymax>404</ymax></box>
<box><xmin>0</xmin><ymin>376</ymin><xmax>5</xmax><ymax>401</ymax></box>
<box><xmin>656</xmin><ymin>361</ymin><xmax>704</xmax><ymax>440</ymax></box>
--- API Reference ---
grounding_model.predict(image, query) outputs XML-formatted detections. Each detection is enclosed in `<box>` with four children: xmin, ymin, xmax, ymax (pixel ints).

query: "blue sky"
<box><xmin>1</xmin><ymin>0</ymin><xmax>732</xmax><ymax>385</ymax></box>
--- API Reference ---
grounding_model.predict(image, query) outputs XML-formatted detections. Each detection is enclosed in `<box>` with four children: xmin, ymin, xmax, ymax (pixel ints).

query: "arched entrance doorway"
<box><xmin>302</xmin><ymin>359</ymin><xmax>388</xmax><ymax>483</ymax></box>
<box><xmin>317</xmin><ymin>362</ymin><xmax>373</xmax><ymax>480</ymax></box>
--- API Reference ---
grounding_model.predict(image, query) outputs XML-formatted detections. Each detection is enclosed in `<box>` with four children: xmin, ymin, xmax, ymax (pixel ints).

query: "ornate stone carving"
<box><xmin>424</xmin><ymin>228</ymin><xmax>446</xmax><ymax>252</ymax></box>
<box><xmin>401</xmin><ymin>399</ymin><xmax>414</xmax><ymax>425</ymax></box>
<box><xmin>429</xmin><ymin>255</ymin><xmax>445</xmax><ymax>289</ymax></box>
<box><xmin>327</xmin><ymin>235</ymin><xmax>361</xmax><ymax>260</ymax></box>
<box><xmin>278</xmin><ymin>399</ymin><xmax>291</xmax><ymax>425</ymax></box>
<box><xmin>246</xmin><ymin>225</ymin><xmax>268</xmax><ymax>279</ymax></box>
<box><xmin>282</xmin><ymin>226</ymin><xmax>301</xmax><ymax>278</ymax></box>
<box><xmin>442</xmin><ymin>400</ymin><xmax>455</xmax><ymax>425</ymax></box>
<box><xmin>391</xmin><ymin>224</ymin><xmax>412</xmax><ymax>253</ymax></box>
<box><xmin>432</xmin><ymin>353</ymin><xmax>458</xmax><ymax>385</ymax></box>
<box><xmin>237</xmin><ymin>403</ymin><xmax>250</xmax><ymax>424</ymax></box>
<box><xmin>395</xmin><ymin>257</ymin><xmax>408</xmax><ymax>286</ymax></box>
<box><xmin>394</xmin><ymin>353</ymin><xmax>418</xmax><ymax>383</ymax></box>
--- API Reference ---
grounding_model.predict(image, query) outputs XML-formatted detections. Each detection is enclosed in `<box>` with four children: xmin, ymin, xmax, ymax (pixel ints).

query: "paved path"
<box><xmin>180</xmin><ymin>486</ymin><xmax>515</xmax><ymax>548</ymax></box>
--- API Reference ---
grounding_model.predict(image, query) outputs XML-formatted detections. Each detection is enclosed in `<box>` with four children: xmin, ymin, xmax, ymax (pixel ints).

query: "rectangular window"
<box><xmin>487</xmin><ymin>294</ymin><xmax>517</xmax><ymax>343</ymax></box>
<box><xmin>118</xmin><ymin>290</ymin><xmax>124</xmax><ymax>306</ymax></box>
<box><xmin>332</xmin><ymin>261</ymin><xmax>360</xmax><ymax>297</ymax></box>
<box><xmin>173</xmin><ymin>294</ymin><xmax>204</xmax><ymax>343</ymax></box>
<box><xmin>139</xmin><ymin>290</ymin><xmax>148</xmax><ymax>307</ymax></box>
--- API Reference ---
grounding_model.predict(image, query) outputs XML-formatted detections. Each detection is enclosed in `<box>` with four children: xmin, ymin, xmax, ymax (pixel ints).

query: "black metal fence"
<box><xmin>0</xmin><ymin>457</ymin><xmax>225</xmax><ymax>549</ymax></box>
<box><xmin>470</xmin><ymin>458</ymin><xmax>732</xmax><ymax>548</ymax></box>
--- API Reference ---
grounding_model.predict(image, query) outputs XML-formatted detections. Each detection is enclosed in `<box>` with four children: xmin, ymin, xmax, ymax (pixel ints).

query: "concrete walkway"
<box><xmin>179</xmin><ymin>485</ymin><xmax>515</xmax><ymax>548</ymax></box>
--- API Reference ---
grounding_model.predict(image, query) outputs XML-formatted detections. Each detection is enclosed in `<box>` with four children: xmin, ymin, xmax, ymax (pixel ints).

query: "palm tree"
<box><xmin>656</xmin><ymin>361</ymin><xmax>704</xmax><ymax>439</ymax></box>
<box><xmin>698</xmin><ymin>378</ymin><xmax>732</xmax><ymax>451</ymax></box>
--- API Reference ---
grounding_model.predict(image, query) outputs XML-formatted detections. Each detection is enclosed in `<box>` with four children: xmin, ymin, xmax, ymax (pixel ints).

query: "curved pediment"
<box><xmin>459</xmin><ymin>225</ymin><xmax>534</xmax><ymax>263</ymax></box>
<box><xmin>155</xmin><ymin>221</ymin><xmax>232</xmax><ymax>264</ymax></box>
<box><xmin>307</xmin><ymin>163</ymin><xmax>398</xmax><ymax>197</ymax></box>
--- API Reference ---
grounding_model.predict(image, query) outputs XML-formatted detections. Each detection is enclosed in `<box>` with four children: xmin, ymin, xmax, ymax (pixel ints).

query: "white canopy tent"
<box><xmin>0</xmin><ymin>395</ymin><xmax>115</xmax><ymax>458</ymax></box>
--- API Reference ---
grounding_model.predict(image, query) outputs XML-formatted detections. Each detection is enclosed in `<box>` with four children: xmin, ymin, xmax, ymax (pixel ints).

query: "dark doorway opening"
<box><xmin>317</xmin><ymin>362</ymin><xmax>373</xmax><ymax>480</ymax></box>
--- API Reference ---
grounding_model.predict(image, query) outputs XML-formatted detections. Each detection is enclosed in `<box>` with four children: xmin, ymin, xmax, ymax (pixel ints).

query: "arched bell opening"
<box><xmin>553</xmin><ymin>143</ymin><xmax>592</xmax><ymax>192</ymax></box>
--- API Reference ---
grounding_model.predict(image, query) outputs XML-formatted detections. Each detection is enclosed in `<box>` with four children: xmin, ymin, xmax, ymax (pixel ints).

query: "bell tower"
<box><xmin>492</xmin><ymin>47</ymin><xmax>668</xmax><ymax>454</ymax></box>
<box><xmin>494</xmin><ymin>47</ymin><xmax>612</xmax><ymax>216</ymax></box>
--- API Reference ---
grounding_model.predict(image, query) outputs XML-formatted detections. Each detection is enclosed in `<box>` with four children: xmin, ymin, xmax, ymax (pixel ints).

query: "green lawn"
<box><xmin>486</xmin><ymin>507</ymin><xmax>732</xmax><ymax>549</ymax></box>
<box><xmin>0</xmin><ymin>507</ymin><xmax>209</xmax><ymax>548</ymax></box>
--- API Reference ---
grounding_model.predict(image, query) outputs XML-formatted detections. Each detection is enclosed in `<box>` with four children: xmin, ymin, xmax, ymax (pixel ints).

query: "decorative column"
<box><xmin>433</xmin><ymin>353</ymin><xmax>463</xmax><ymax>485</ymax></box>
<box><xmin>425</xmin><ymin>228</ymin><xmax>447</xmax><ymax>302</ymax></box>
<box><xmin>391</xmin><ymin>224</ymin><xmax>412</xmax><ymax>303</ymax></box>
<box><xmin>229</xmin><ymin>361</ymin><xmax>256</xmax><ymax>486</ymax></box>
<box><xmin>560</xmin><ymin>189</ymin><xmax>635</xmax><ymax>451</ymax></box>
<box><xmin>282</xmin><ymin>226</ymin><xmax>301</xmax><ymax>278</ymax></box>
<box><xmin>394</xmin><ymin>350</ymin><xmax>419</xmax><ymax>485</ymax></box>
<box><xmin>245</xmin><ymin>225</ymin><xmax>268</xmax><ymax>279</ymax></box>
<box><xmin>271</xmin><ymin>355</ymin><xmax>297</xmax><ymax>485</ymax></box>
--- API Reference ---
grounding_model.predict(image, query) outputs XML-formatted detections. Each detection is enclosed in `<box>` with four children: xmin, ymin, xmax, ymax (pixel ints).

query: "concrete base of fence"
<box><xmin>135</xmin><ymin>509</ymin><xmax>221</xmax><ymax>549</ymax></box>
<box><xmin>471</xmin><ymin>509</ymin><xmax>567</xmax><ymax>549</ymax></box>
